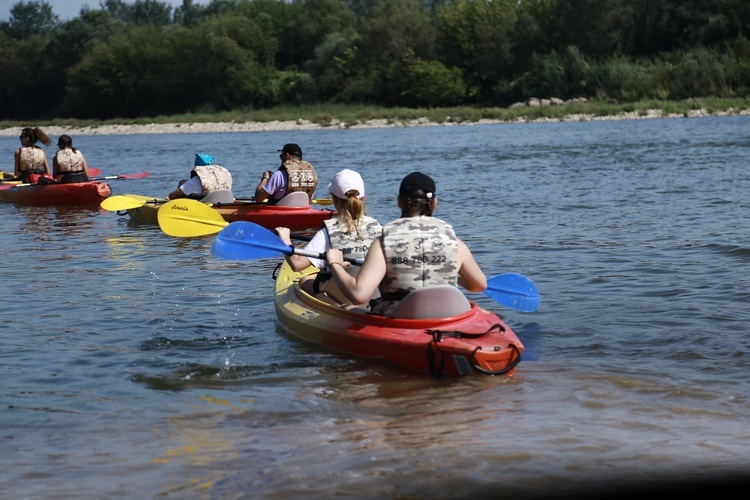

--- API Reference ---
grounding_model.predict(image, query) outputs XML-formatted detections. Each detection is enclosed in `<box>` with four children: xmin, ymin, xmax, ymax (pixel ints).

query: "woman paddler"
<box><xmin>14</xmin><ymin>127</ymin><xmax>52</xmax><ymax>183</ymax></box>
<box><xmin>275</xmin><ymin>169</ymin><xmax>382</xmax><ymax>304</ymax></box>
<box><xmin>53</xmin><ymin>135</ymin><xmax>90</xmax><ymax>183</ymax></box>
<box><xmin>324</xmin><ymin>171</ymin><xmax>487</xmax><ymax>315</ymax></box>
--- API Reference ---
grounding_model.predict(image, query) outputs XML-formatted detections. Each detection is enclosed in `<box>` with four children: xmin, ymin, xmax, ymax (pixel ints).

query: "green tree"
<box><xmin>1</xmin><ymin>0</ymin><xmax>59</xmax><ymax>39</ymax></box>
<box><xmin>390</xmin><ymin>52</ymin><xmax>466</xmax><ymax>106</ymax></box>
<box><xmin>358</xmin><ymin>0</ymin><xmax>436</xmax><ymax>64</ymax></box>
<box><xmin>275</xmin><ymin>0</ymin><xmax>357</xmax><ymax>70</ymax></box>
<box><xmin>350</xmin><ymin>0</ymin><xmax>438</xmax><ymax>105</ymax></box>
<box><xmin>62</xmin><ymin>14</ymin><xmax>280</xmax><ymax>118</ymax></box>
<box><xmin>62</xmin><ymin>25</ymin><xmax>173</xmax><ymax>118</ymax></box>
<box><xmin>100</xmin><ymin>0</ymin><xmax>174</xmax><ymax>26</ymax></box>
<box><xmin>303</xmin><ymin>31</ymin><xmax>359</xmax><ymax>101</ymax></box>
<box><xmin>174</xmin><ymin>0</ymin><xmax>211</xmax><ymax>27</ymax></box>
<box><xmin>435</xmin><ymin>0</ymin><xmax>517</xmax><ymax>102</ymax></box>
<box><xmin>0</xmin><ymin>34</ymin><xmax>58</xmax><ymax>118</ymax></box>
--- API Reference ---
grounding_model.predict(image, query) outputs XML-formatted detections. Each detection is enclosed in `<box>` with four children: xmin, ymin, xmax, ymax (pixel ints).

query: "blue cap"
<box><xmin>194</xmin><ymin>153</ymin><xmax>215</xmax><ymax>166</ymax></box>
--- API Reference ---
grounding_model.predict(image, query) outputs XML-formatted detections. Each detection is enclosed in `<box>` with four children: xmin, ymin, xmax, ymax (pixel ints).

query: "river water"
<box><xmin>1</xmin><ymin>116</ymin><xmax>749</xmax><ymax>498</ymax></box>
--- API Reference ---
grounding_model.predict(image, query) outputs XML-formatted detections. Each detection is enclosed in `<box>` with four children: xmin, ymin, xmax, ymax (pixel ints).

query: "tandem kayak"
<box><xmin>110</xmin><ymin>193</ymin><xmax>337</xmax><ymax>231</ymax></box>
<box><xmin>273</xmin><ymin>261</ymin><xmax>524</xmax><ymax>377</ymax></box>
<box><xmin>0</xmin><ymin>181</ymin><xmax>111</xmax><ymax>206</ymax></box>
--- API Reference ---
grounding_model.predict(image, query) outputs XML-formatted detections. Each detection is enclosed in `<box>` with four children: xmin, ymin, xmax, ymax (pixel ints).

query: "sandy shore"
<box><xmin>1</xmin><ymin>108</ymin><xmax>747</xmax><ymax>136</ymax></box>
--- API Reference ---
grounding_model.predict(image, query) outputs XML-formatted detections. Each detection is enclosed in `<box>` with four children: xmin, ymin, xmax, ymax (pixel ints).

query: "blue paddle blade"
<box><xmin>211</xmin><ymin>221</ymin><xmax>292</xmax><ymax>260</ymax></box>
<box><xmin>484</xmin><ymin>273</ymin><xmax>540</xmax><ymax>313</ymax></box>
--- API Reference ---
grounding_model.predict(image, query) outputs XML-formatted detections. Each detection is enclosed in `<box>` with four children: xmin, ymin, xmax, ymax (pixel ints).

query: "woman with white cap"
<box><xmin>325</xmin><ymin>171</ymin><xmax>487</xmax><ymax>315</ymax></box>
<box><xmin>275</xmin><ymin>169</ymin><xmax>382</xmax><ymax>302</ymax></box>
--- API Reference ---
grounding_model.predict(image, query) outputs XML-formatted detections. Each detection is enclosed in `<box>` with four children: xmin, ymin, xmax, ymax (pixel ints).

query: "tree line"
<box><xmin>1</xmin><ymin>0</ymin><xmax>748</xmax><ymax>120</ymax></box>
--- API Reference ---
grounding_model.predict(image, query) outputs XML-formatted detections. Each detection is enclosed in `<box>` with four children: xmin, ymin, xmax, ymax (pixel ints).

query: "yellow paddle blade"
<box><xmin>158</xmin><ymin>199</ymin><xmax>228</xmax><ymax>237</ymax></box>
<box><xmin>1</xmin><ymin>171</ymin><xmax>20</xmax><ymax>184</ymax></box>
<box><xmin>312</xmin><ymin>198</ymin><xmax>333</xmax><ymax>206</ymax></box>
<box><xmin>101</xmin><ymin>195</ymin><xmax>152</xmax><ymax>211</ymax></box>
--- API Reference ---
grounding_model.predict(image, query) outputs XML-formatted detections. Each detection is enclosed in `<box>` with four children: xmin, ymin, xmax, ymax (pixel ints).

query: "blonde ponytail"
<box><xmin>336</xmin><ymin>192</ymin><xmax>366</xmax><ymax>239</ymax></box>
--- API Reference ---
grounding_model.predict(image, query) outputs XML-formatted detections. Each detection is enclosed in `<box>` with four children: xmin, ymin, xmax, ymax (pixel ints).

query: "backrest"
<box><xmin>387</xmin><ymin>285</ymin><xmax>471</xmax><ymax>319</ymax></box>
<box><xmin>276</xmin><ymin>191</ymin><xmax>310</xmax><ymax>207</ymax></box>
<box><xmin>202</xmin><ymin>189</ymin><xmax>234</xmax><ymax>204</ymax></box>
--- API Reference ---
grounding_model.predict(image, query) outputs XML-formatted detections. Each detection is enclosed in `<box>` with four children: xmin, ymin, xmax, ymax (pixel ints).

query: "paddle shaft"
<box><xmin>2</xmin><ymin>171</ymin><xmax>145</xmax><ymax>189</ymax></box>
<box><xmin>2</xmin><ymin>179</ymin><xmax>108</xmax><ymax>189</ymax></box>
<box><xmin>90</xmin><ymin>172</ymin><xmax>150</xmax><ymax>181</ymax></box>
<box><xmin>291</xmin><ymin>245</ymin><xmax>362</xmax><ymax>265</ymax></box>
<box><xmin>2</xmin><ymin>167</ymin><xmax>99</xmax><ymax>178</ymax></box>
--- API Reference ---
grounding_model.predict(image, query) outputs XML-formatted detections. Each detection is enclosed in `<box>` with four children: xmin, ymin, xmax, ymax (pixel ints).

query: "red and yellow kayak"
<box><xmin>120</xmin><ymin>194</ymin><xmax>337</xmax><ymax>230</ymax></box>
<box><xmin>0</xmin><ymin>181</ymin><xmax>111</xmax><ymax>206</ymax></box>
<box><xmin>273</xmin><ymin>261</ymin><xmax>524</xmax><ymax>377</ymax></box>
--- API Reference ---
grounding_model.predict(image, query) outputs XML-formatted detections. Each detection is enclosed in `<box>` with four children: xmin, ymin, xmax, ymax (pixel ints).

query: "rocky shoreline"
<box><xmin>0</xmin><ymin>108</ymin><xmax>747</xmax><ymax>136</ymax></box>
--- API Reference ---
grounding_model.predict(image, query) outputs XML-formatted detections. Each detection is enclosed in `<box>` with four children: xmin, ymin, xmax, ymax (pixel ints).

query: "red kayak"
<box><xmin>214</xmin><ymin>202</ymin><xmax>336</xmax><ymax>230</ymax></box>
<box><xmin>0</xmin><ymin>181</ymin><xmax>112</xmax><ymax>206</ymax></box>
<box><xmin>119</xmin><ymin>193</ymin><xmax>337</xmax><ymax>231</ymax></box>
<box><xmin>274</xmin><ymin>261</ymin><xmax>524</xmax><ymax>377</ymax></box>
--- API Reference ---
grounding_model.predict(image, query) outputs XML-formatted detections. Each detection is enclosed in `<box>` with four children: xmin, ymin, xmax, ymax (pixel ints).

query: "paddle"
<box><xmin>211</xmin><ymin>220</ymin><xmax>360</xmax><ymax>264</ymax></box>
<box><xmin>100</xmin><ymin>195</ymin><xmax>165</xmax><ymax>211</ymax></box>
<box><xmin>0</xmin><ymin>180</ymin><xmax>55</xmax><ymax>190</ymax></box>
<box><xmin>158</xmin><ymin>198</ymin><xmax>313</xmax><ymax>239</ymax></box>
<box><xmin>1</xmin><ymin>167</ymin><xmax>100</xmax><ymax>182</ymax></box>
<box><xmin>485</xmin><ymin>273</ymin><xmax>540</xmax><ymax>313</ymax></box>
<box><xmin>210</xmin><ymin>220</ymin><xmax>540</xmax><ymax>312</ymax></box>
<box><xmin>89</xmin><ymin>172</ymin><xmax>150</xmax><ymax>181</ymax></box>
<box><xmin>158</xmin><ymin>199</ymin><xmax>228</xmax><ymax>237</ymax></box>
<box><xmin>0</xmin><ymin>168</ymin><xmax>138</xmax><ymax>190</ymax></box>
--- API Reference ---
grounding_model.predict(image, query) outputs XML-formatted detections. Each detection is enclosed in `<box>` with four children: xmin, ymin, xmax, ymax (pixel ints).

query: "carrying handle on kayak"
<box><xmin>471</xmin><ymin>343</ymin><xmax>522</xmax><ymax>375</ymax></box>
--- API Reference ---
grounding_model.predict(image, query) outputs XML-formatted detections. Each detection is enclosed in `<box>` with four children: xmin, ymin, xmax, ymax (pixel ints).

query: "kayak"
<box><xmin>0</xmin><ymin>181</ymin><xmax>111</xmax><ymax>206</ymax></box>
<box><xmin>116</xmin><ymin>193</ymin><xmax>337</xmax><ymax>231</ymax></box>
<box><xmin>273</xmin><ymin>261</ymin><xmax>524</xmax><ymax>377</ymax></box>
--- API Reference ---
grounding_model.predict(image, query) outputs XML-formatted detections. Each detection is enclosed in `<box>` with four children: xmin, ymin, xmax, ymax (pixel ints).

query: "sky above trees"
<box><xmin>0</xmin><ymin>0</ymin><xmax>203</xmax><ymax>21</ymax></box>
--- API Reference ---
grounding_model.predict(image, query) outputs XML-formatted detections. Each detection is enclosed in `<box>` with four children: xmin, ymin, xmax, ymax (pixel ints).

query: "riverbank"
<box><xmin>1</xmin><ymin>104</ymin><xmax>748</xmax><ymax>136</ymax></box>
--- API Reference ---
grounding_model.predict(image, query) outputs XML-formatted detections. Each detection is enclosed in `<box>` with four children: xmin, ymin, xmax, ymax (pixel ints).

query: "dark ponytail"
<box><xmin>399</xmin><ymin>196</ymin><xmax>433</xmax><ymax>217</ymax></box>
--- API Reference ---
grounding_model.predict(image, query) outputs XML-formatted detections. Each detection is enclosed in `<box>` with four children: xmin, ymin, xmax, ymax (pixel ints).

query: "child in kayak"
<box><xmin>167</xmin><ymin>153</ymin><xmax>233</xmax><ymax>200</ymax></box>
<box><xmin>275</xmin><ymin>169</ymin><xmax>382</xmax><ymax>303</ymax></box>
<box><xmin>325</xmin><ymin>171</ymin><xmax>487</xmax><ymax>315</ymax></box>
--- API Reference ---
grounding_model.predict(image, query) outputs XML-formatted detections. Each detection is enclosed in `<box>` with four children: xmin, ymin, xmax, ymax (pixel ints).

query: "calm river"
<box><xmin>1</xmin><ymin>116</ymin><xmax>749</xmax><ymax>498</ymax></box>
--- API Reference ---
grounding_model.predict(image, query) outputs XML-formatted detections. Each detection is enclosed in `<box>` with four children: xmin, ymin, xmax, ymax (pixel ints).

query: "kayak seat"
<box><xmin>202</xmin><ymin>189</ymin><xmax>234</xmax><ymax>204</ymax></box>
<box><xmin>388</xmin><ymin>285</ymin><xmax>471</xmax><ymax>319</ymax></box>
<box><xmin>276</xmin><ymin>191</ymin><xmax>310</xmax><ymax>207</ymax></box>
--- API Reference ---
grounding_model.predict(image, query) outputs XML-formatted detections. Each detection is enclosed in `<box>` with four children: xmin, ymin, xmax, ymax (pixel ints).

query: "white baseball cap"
<box><xmin>328</xmin><ymin>169</ymin><xmax>365</xmax><ymax>199</ymax></box>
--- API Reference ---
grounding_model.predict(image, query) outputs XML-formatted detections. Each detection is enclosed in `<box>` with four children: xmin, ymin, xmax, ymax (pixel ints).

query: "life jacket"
<box><xmin>377</xmin><ymin>216</ymin><xmax>459</xmax><ymax>315</ymax></box>
<box><xmin>323</xmin><ymin>215</ymin><xmax>383</xmax><ymax>264</ymax></box>
<box><xmin>191</xmin><ymin>165</ymin><xmax>233</xmax><ymax>197</ymax></box>
<box><xmin>55</xmin><ymin>148</ymin><xmax>85</xmax><ymax>173</ymax></box>
<box><xmin>18</xmin><ymin>146</ymin><xmax>46</xmax><ymax>173</ymax></box>
<box><xmin>279</xmin><ymin>159</ymin><xmax>317</xmax><ymax>199</ymax></box>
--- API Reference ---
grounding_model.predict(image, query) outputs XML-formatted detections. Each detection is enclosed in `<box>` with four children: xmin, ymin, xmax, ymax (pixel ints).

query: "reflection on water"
<box><xmin>1</xmin><ymin>117</ymin><xmax>750</xmax><ymax>497</ymax></box>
